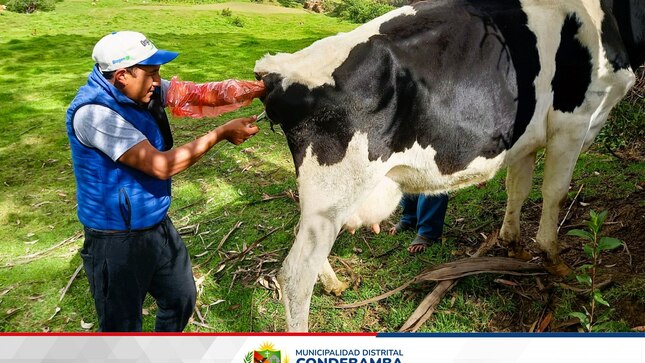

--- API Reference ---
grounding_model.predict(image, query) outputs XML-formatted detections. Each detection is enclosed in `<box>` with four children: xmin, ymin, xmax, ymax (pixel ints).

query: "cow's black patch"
<box><xmin>607</xmin><ymin>0</ymin><xmax>645</xmax><ymax>70</ymax></box>
<box><xmin>552</xmin><ymin>14</ymin><xmax>592</xmax><ymax>113</ymax></box>
<box><xmin>600</xmin><ymin>0</ymin><xmax>632</xmax><ymax>71</ymax></box>
<box><xmin>264</xmin><ymin>0</ymin><xmax>533</xmax><ymax>173</ymax></box>
<box><xmin>463</xmin><ymin>0</ymin><xmax>540</xmax><ymax>146</ymax></box>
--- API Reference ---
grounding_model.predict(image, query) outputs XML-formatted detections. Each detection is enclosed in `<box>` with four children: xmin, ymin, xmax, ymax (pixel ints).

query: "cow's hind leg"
<box><xmin>536</xmin><ymin>111</ymin><xmax>587</xmax><ymax>276</ymax></box>
<box><xmin>500</xmin><ymin>152</ymin><xmax>536</xmax><ymax>260</ymax></box>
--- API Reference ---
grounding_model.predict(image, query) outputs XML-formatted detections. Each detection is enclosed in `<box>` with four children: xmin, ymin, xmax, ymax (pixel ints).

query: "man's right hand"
<box><xmin>220</xmin><ymin>116</ymin><xmax>259</xmax><ymax>145</ymax></box>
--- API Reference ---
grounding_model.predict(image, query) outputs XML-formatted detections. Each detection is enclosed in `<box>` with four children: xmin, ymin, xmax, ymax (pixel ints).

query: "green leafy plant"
<box><xmin>6</xmin><ymin>0</ymin><xmax>55</xmax><ymax>13</ymax></box>
<box><xmin>327</xmin><ymin>0</ymin><xmax>394</xmax><ymax>23</ymax></box>
<box><xmin>566</xmin><ymin>210</ymin><xmax>624</xmax><ymax>332</ymax></box>
<box><xmin>221</xmin><ymin>7</ymin><xmax>232</xmax><ymax>16</ymax></box>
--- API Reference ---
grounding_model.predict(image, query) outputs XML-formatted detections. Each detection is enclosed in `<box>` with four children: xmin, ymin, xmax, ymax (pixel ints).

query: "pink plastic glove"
<box><xmin>165</xmin><ymin>76</ymin><xmax>266</xmax><ymax>118</ymax></box>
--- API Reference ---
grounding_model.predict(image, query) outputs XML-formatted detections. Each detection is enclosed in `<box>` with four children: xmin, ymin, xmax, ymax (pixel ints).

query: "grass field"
<box><xmin>0</xmin><ymin>0</ymin><xmax>643</xmax><ymax>332</ymax></box>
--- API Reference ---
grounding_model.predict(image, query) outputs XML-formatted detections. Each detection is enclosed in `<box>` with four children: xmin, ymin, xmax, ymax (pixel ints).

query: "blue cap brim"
<box><xmin>138</xmin><ymin>49</ymin><xmax>179</xmax><ymax>66</ymax></box>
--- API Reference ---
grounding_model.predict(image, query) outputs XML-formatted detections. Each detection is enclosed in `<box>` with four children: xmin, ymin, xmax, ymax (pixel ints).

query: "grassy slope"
<box><xmin>0</xmin><ymin>0</ymin><xmax>643</xmax><ymax>332</ymax></box>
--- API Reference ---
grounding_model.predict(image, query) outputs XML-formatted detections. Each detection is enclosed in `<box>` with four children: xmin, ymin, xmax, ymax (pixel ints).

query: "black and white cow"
<box><xmin>254</xmin><ymin>0</ymin><xmax>644</xmax><ymax>331</ymax></box>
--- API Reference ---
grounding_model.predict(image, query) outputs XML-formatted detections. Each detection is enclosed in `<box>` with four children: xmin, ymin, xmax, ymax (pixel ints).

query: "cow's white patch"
<box><xmin>254</xmin><ymin>6</ymin><xmax>417</xmax><ymax>90</ymax></box>
<box><xmin>297</xmin><ymin>132</ymin><xmax>507</xmax><ymax>232</ymax></box>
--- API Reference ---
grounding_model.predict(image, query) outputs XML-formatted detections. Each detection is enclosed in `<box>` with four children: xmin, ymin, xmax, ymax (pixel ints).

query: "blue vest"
<box><xmin>66</xmin><ymin>65</ymin><xmax>171</xmax><ymax>230</ymax></box>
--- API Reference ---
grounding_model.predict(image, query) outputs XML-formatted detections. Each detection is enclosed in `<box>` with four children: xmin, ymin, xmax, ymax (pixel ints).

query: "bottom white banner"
<box><xmin>0</xmin><ymin>333</ymin><xmax>643</xmax><ymax>362</ymax></box>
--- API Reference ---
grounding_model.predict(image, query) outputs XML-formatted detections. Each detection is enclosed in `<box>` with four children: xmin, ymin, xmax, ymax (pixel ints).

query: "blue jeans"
<box><xmin>80</xmin><ymin>217</ymin><xmax>196</xmax><ymax>332</ymax></box>
<box><xmin>400</xmin><ymin>194</ymin><xmax>449</xmax><ymax>241</ymax></box>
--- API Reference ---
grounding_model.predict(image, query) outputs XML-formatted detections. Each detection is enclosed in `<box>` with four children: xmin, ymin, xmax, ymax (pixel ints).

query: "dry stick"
<box><xmin>361</xmin><ymin>236</ymin><xmax>376</xmax><ymax>258</ymax></box>
<box><xmin>217</xmin><ymin>221</ymin><xmax>243</xmax><ymax>252</ymax></box>
<box><xmin>399</xmin><ymin>231</ymin><xmax>501</xmax><ymax>332</ymax></box>
<box><xmin>191</xmin><ymin>321</ymin><xmax>215</xmax><ymax>330</ymax></box>
<box><xmin>2</xmin><ymin>232</ymin><xmax>83</xmax><ymax>269</ymax></box>
<box><xmin>194</xmin><ymin>221</ymin><xmax>242</xmax><ymax>258</ymax></box>
<box><xmin>558</xmin><ymin>184</ymin><xmax>584</xmax><ymax>233</ymax></box>
<box><xmin>219</xmin><ymin>228</ymin><xmax>280</xmax><ymax>274</ymax></box>
<box><xmin>59</xmin><ymin>263</ymin><xmax>83</xmax><ymax>302</ymax></box>
<box><xmin>194</xmin><ymin>305</ymin><xmax>206</xmax><ymax>325</ymax></box>
<box><xmin>16</xmin><ymin>232</ymin><xmax>83</xmax><ymax>261</ymax></box>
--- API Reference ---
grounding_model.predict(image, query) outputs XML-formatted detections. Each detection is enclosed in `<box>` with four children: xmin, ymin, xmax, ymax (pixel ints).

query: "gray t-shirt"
<box><xmin>72</xmin><ymin>79</ymin><xmax>171</xmax><ymax>161</ymax></box>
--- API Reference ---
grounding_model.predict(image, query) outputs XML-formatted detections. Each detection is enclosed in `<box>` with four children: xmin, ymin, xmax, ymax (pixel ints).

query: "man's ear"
<box><xmin>113</xmin><ymin>68</ymin><xmax>128</xmax><ymax>89</ymax></box>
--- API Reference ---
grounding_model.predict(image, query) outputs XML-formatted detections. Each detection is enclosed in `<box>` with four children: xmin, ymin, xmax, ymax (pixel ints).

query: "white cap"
<box><xmin>92</xmin><ymin>31</ymin><xmax>178</xmax><ymax>72</ymax></box>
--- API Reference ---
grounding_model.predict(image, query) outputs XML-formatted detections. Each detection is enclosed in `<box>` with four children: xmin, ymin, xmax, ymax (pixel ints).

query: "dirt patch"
<box><xmin>483</xmin><ymin>187</ymin><xmax>645</xmax><ymax>331</ymax></box>
<box><xmin>126</xmin><ymin>2</ymin><xmax>307</xmax><ymax>14</ymax></box>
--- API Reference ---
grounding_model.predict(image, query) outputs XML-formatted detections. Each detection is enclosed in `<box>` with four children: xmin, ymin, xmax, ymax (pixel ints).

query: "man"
<box><xmin>66</xmin><ymin>31</ymin><xmax>261</xmax><ymax>331</ymax></box>
<box><xmin>389</xmin><ymin>194</ymin><xmax>449</xmax><ymax>254</ymax></box>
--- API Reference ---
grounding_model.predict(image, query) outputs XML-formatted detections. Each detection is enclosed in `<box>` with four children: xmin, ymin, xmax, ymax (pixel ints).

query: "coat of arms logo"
<box><xmin>244</xmin><ymin>342</ymin><xmax>288</xmax><ymax>363</ymax></box>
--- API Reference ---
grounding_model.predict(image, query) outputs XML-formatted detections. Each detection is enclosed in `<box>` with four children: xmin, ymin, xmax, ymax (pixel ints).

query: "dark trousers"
<box><xmin>80</xmin><ymin>217</ymin><xmax>196</xmax><ymax>332</ymax></box>
<box><xmin>400</xmin><ymin>193</ymin><xmax>449</xmax><ymax>241</ymax></box>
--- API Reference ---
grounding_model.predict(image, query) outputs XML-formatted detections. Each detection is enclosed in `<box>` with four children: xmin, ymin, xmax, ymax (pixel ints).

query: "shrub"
<box><xmin>6</xmin><ymin>0</ymin><xmax>55</xmax><ymax>13</ymax></box>
<box><xmin>277</xmin><ymin>0</ymin><xmax>302</xmax><ymax>8</ymax></box>
<box><xmin>221</xmin><ymin>7</ymin><xmax>232</xmax><ymax>16</ymax></box>
<box><xmin>230</xmin><ymin>16</ymin><xmax>244</xmax><ymax>27</ymax></box>
<box><xmin>328</xmin><ymin>0</ymin><xmax>394</xmax><ymax>23</ymax></box>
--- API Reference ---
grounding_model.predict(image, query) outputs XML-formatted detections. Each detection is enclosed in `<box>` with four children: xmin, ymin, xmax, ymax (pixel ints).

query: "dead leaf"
<box><xmin>24</xmin><ymin>240</ymin><xmax>39</xmax><ymax>245</ymax></box>
<box><xmin>209</xmin><ymin>300</ymin><xmax>225</xmax><ymax>307</ymax></box>
<box><xmin>0</xmin><ymin>288</ymin><xmax>11</xmax><ymax>297</ymax></box>
<box><xmin>257</xmin><ymin>276</ymin><xmax>271</xmax><ymax>290</ymax></box>
<box><xmin>537</xmin><ymin>312</ymin><xmax>553</xmax><ymax>332</ymax></box>
<box><xmin>5</xmin><ymin>307</ymin><xmax>21</xmax><ymax>316</ymax></box>
<box><xmin>33</xmin><ymin>201</ymin><xmax>52</xmax><ymax>208</ymax></box>
<box><xmin>529</xmin><ymin>319</ymin><xmax>538</xmax><ymax>333</ymax></box>
<box><xmin>228</xmin><ymin>304</ymin><xmax>241</xmax><ymax>311</ymax></box>
<box><xmin>80</xmin><ymin>320</ymin><xmax>94</xmax><ymax>330</ymax></box>
<box><xmin>142</xmin><ymin>308</ymin><xmax>149</xmax><ymax>316</ymax></box>
<box><xmin>632</xmin><ymin>326</ymin><xmax>645</xmax><ymax>332</ymax></box>
<box><xmin>494</xmin><ymin>278</ymin><xmax>519</xmax><ymax>287</ymax></box>
<box><xmin>579</xmin><ymin>202</ymin><xmax>590</xmax><ymax>206</ymax></box>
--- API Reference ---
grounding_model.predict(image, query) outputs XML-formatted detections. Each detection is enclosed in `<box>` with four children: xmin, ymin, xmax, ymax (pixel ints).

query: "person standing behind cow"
<box><xmin>389</xmin><ymin>194</ymin><xmax>449</xmax><ymax>253</ymax></box>
<box><xmin>66</xmin><ymin>31</ymin><xmax>261</xmax><ymax>332</ymax></box>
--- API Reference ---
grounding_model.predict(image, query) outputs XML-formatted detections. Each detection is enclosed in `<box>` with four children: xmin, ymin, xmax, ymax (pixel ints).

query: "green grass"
<box><xmin>1</xmin><ymin>0</ymin><xmax>643</xmax><ymax>333</ymax></box>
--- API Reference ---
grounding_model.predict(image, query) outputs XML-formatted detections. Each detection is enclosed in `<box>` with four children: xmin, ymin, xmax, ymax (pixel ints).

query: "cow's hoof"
<box><xmin>544</xmin><ymin>260</ymin><xmax>573</xmax><ymax>277</ymax></box>
<box><xmin>324</xmin><ymin>281</ymin><xmax>349</xmax><ymax>297</ymax></box>
<box><xmin>508</xmin><ymin>247</ymin><xmax>533</xmax><ymax>261</ymax></box>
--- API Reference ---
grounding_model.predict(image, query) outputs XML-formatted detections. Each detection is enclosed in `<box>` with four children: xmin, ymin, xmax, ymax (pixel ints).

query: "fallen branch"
<box><xmin>414</xmin><ymin>257</ymin><xmax>544</xmax><ymax>282</ymax></box>
<box><xmin>399</xmin><ymin>232</ymin><xmax>504</xmax><ymax>331</ymax></box>
<box><xmin>59</xmin><ymin>263</ymin><xmax>83</xmax><ymax>302</ymax></box>
<box><xmin>339</xmin><ymin>231</ymin><xmax>544</xmax><ymax>321</ymax></box>
<box><xmin>399</xmin><ymin>280</ymin><xmax>456</xmax><ymax>332</ymax></box>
